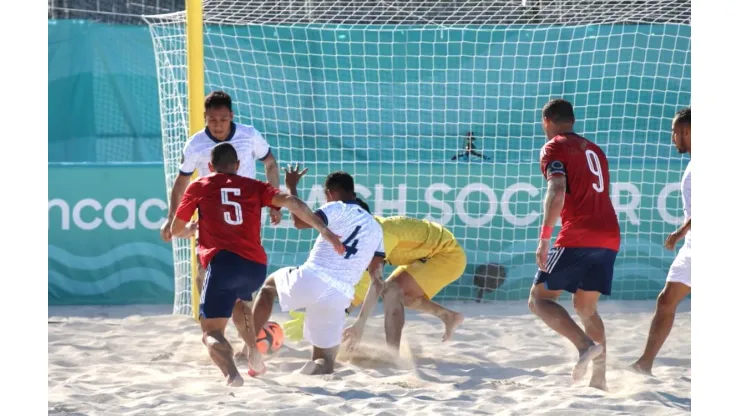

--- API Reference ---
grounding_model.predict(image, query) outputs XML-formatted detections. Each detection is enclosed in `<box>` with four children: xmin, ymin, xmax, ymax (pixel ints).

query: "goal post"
<box><xmin>185</xmin><ymin>0</ymin><xmax>205</xmax><ymax>322</ymax></box>
<box><xmin>144</xmin><ymin>0</ymin><xmax>206</xmax><ymax>320</ymax></box>
<box><xmin>145</xmin><ymin>0</ymin><xmax>691</xmax><ymax>316</ymax></box>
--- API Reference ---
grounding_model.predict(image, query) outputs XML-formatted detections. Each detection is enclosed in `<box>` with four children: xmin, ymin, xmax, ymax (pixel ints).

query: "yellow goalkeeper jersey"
<box><xmin>376</xmin><ymin>215</ymin><xmax>456</xmax><ymax>265</ymax></box>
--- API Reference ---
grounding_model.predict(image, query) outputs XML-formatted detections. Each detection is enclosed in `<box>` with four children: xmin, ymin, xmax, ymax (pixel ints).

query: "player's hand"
<box><xmin>160</xmin><ymin>218</ymin><xmax>173</xmax><ymax>242</ymax></box>
<box><xmin>269</xmin><ymin>207</ymin><xmax>282</xmax><ymax>225</ymax></box>
<box><xmin>182</xmin><ymin>221</ymin><xmax>199</xmax><ymax>238</ymax></box>
<box><xmin>536</xmin><ymin>239</ymin><xmax>550</xmax><ymax>271</ymax></box>
<box><xmin>283</xmin><ymin>163</ymin><xmax>308</xmax><ymax>189</ymax></box>
<box><xmin>321</xmin><ymin>229</ymin><xmax>346</xmax><ymax>256</ymax></box>
<box><xmin>342</xmin><ymin>325</ymin><xmax>363</xmax><ymax>352</ymax></box>
<box><xmin>664</xmin><ymin>230</ymin><xmax>684</xmax><ymax>250</ymax></box>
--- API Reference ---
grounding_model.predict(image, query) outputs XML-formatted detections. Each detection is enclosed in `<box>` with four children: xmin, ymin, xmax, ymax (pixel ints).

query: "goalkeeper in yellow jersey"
<box><xmin>283</xmin><ymin>196</ymin><xmax>467</xmax><ymax>350</ymax></box>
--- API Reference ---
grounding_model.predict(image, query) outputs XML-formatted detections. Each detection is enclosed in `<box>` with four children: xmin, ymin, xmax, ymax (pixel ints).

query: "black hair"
<box><xmin>356</xmin><ymin>198</ymin><xmax>371</xmax><ymax>213</ymax></box>
<box><xmin>205</xmin><ymin>90</ymin><xmax>233</xmax><ymax>112</ymax></box>
<box><xmin>211</xmin><ymin>142</ymin><xmax>239</xmax><ymax>171</ymax></box>
<box><xmin>674</xmin><ymin>106</ymin><xmax>690</xmax><ymax>126</ymax></box>
<box><xmin>324</xmin><ymin>171</ymin><xmax>355</xmax><ymax>195</ymax></box>
<box><xmin>542</xmin><ymin>98</ymin><xmax>576</xmax><ymax>124</ymax></box>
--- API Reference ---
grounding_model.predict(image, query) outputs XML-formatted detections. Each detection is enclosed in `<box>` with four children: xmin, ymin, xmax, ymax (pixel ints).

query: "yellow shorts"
<box><xmin>389</xmin><ymin>241</ymin><xmax>467</xmax><ymax>299</ymax></box>
<box><xmin>351</xmin><ymin>239</ymin><xmax>467</xmax><ymax>306</ymax></box>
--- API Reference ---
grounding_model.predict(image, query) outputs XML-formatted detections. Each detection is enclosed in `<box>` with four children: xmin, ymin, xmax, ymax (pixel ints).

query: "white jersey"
<box><xmin>178</xmin><ymin>122</ymin><xmax>271</xmax><ymax>179</ymax></box>
<box><xmin>301</xmin><ymin>200</ymin><xmax>385</xmax><ymax>299</ymax></box>
<box><xmin>681</xmin><ymin>160</ymin><xmax>691</xmax><ymax>249</ymax></box>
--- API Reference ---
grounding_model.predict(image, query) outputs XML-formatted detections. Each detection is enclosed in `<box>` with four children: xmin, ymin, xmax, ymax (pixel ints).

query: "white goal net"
<box><xmin>145</xmin><ymin>0</ymin><xmax>691</xmax><ymax>316</ymax></box>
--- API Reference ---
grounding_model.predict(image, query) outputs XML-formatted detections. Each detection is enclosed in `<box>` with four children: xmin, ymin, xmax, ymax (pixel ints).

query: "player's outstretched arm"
<box><xmin>343</xmin><ymin>256</ymin><xmax>385</xmax><ymax>350</ymax></box>
<box><xmin>282</xmin><ymin>163</ymin><xmax>312</xmax><ymax>229</ymax></box>
<box><xmin>271</xmin><ymin>193</ymin><xmax>345</xmax><ymax>255</ymax></box>
<box><xmin>536</xmin><ymin>176</ymin><xmax>566</xmax><ymax>270</ymax></box>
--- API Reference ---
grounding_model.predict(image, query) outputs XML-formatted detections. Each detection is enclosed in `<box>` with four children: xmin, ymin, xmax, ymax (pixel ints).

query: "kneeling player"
<box><xmin>171</xmin><ymin>143</ymin><xmax>341</xmax><ymax>385</ymax></box>
<box><xmin>251</xmin><ymin>168</ymin><xmax>385</xmax><ymax>375</ymax></box>
<box><xmin>278</xmin><ymin>169</ymin><xmax>466</xmax><ymax>351</ymax></box>
<box><xmin>345</xmin><ymin>210</ymin><xmax>466</xmax><ymax>351</ymax></box>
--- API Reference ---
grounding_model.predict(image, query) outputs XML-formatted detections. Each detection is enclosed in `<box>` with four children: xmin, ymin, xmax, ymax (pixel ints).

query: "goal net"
<box><xmin>145</xmin><ymin>0</ymin><xmax>691</xmax><ymax>316</ymax></box>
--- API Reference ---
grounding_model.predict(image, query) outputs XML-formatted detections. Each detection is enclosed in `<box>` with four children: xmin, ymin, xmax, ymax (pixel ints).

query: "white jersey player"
<box><xmin>160</xmin><ymin>90</ymin><xmax>282</xmax><ymax>243</ymax></box>
<box><xmin>632</xmin><ymin>107</ymin><xmax>691</xmax><ymax>375</ymax></box>
<box><xmin>251</xmin><ymin>168</ymin><xmax>386</xmax><ymax>376</ymax></box>
<box><xmin>158</xmin><ymin>91</ymin><xmax>282</xmax><ymax>359</ymax></box>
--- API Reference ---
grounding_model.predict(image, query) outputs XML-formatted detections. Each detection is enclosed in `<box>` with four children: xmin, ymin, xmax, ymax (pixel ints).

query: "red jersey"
<box><xmin>539</xmin><ymin>133</ymin><xmax>620</xmax><ymax>251</ymax></box>
<box><xmin>174</xmin><ymin>173</ymin><xmax>280</xmax><ymax>268</ymax></box>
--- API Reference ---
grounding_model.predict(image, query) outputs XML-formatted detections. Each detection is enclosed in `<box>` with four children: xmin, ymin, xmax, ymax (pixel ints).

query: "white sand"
<box><xmin>48</xmin><ymin>300</ymin><xmax>690</xmax><ymax>415</ymax></box>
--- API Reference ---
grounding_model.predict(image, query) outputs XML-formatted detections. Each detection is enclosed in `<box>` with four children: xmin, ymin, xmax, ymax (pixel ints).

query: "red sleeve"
<box><xmin>540</xmin><ymin>141</ymin><xmax>567</xmax><ymax>180</ymax></box>
<box><xmin>175</xmin><ymin>181</ymin><xmax>201</xmax><ymax>222</ymax></box>
<box><xmin>257</xmin><ymin>181</ymin><xmax>281</xmax><ymax>209</ymax></box>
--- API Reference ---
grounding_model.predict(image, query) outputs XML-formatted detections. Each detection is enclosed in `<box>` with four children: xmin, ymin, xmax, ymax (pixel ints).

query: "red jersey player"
<box><xmin>171</xmin><ymin>142</ymin><xmax>344</xmax><ymax>386</ymax></box>
<box><xmin>529</xmin><ymin>99</ymin><xmax>620</xmax><ymax>391</ymax></box>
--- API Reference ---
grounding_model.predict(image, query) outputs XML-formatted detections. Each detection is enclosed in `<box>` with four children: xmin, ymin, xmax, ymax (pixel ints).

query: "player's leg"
<box><xmin>529</xmin><ymin>284</ymin><xmax>595</xmax><ymax>352</ymax></box>
<box><xmin>573</xmin><ymin>290</ymin><xmax>606</xmax><ymax>389</ymax></box>
<box><xmin>390</xmin><ymin>245</ymin><xmax>467</xmax><ymax>342</ymax></box>
<box><xmin>529</xmin><ymin>247</ymin><xmax>601</xmax><ymax>372</ymax></box>
<box><xmin>382</xmin><ymin>279</ymin><xmax>406</xmax><ymax>350</ymax></box>
<box><xmin>632</xmin><ymin>250</ymin><xmax>691</xmax><ymax>375</ymax></box>
<box><xmin>386</xmin><ymin>269</ymin><xmax>464</xmax><ymax>343</ymax></box>
<box><xmin>301</xmin><ymin>290</ymin><xmax>350</xmax><ymax>375</ymax></box>
<box><xmin>200</xmin><ymin>318</ymin><xmax>242</xmax><ymax>386</ymax></box>
<box><xmin>253</xmin><ymin>266</ymin><xmax>303</xmax><ymax>332</ymax></box>
<box><xmin>232</xmin><ymin>300</ymin><xmax>252</xmax><ymax>357</ymax></box>
<box><xmin>224</xmin><ymin>255</ymin><xmax>268</xmax><ymax>375</ymax></box>
<box><xmin>253</xmin><ymin>267</ymin><xmax>322</xmax><ymax>372</ymax></box>
<box><xmin>300</xmin><ymin>346</ymin><xmax>340</xmax><ymax>375</ymax></box>
<box><xmin>236</xmin><ymin>299</ymin><xmax>267</xmax><ymax>376</ymax></box>
<box><xmin>199</xmin><ymin>252</ymin><xmax>244</xmax><ymax>386</ymax></box>
<box><xmin>574</xmin><ymin>248</ymin><xmax>617</xmax><ymax>390</ymax></box>
<box><xmin>252</xmin><ymin>275</ymin><xmax>279</xmax><ymax>339</ymax></box>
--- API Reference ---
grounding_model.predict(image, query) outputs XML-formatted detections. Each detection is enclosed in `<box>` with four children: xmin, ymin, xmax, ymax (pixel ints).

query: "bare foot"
<box><xmin>247</xmin><ymin>352</ymin><xmax>266</xmax><ymax>378</ymax></box>
<box><xmin>572</xmin><ymin>343</ymin><xmax>603</xmax><ymax>382</ymax></box>
<box><xmin>227</xmin><ymin>374</ymin><xmax>244</xmax><ymax>387</ymax></box>
<box><xmin>630</xmin><ymin>361</ymin><xmax>653</xmax><ymax>376</ymax></box>
<box><xmin>442</xmin><ymin>312</ymin><xmax>465</xmax><ymax>342</ymax></box>
<box><xmin>589</xmin><ymin>378</ymin><xmax>608</xmax><ymax>391</ymax></box>
<box><xmin>299</xmin><ymin>358</ymin><xmax>333</xmax><ymax>375</ymax></box>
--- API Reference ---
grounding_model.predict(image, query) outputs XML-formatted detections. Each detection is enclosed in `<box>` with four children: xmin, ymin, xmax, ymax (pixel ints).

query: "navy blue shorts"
<box><xmin>199</xmin><ymin>250</ymin><xmax>267</xmax><ymax>319</ymax></box>
<box><xmin>534</xmin><ymin>247</ymin><xmax>618</xmax><ymax>295</ymax></box>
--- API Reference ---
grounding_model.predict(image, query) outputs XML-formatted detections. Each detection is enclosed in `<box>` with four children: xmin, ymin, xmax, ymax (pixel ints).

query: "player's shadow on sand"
<box><xmin>653</xmin><ymin>357</ymin><xmax>691</xmax><ymax>367</ymax></box>
<box><xmin>656</xmin><ymin>391</ymin><xmax>691</xmax><ymax>412</ymax></box>
<box><xmin>336</xmin><ymin>340</ymin><xmax>547</xmax><ymax>390</ymax></box>
<box><xmin>413</xmin><ymin>355</ymin><xmax>547</xmax><ymax>390</ymax></box>
<box><xmin>300</xmin><ymin>386</ymin><xmax>398</xmax><ymax>401</ymax></box>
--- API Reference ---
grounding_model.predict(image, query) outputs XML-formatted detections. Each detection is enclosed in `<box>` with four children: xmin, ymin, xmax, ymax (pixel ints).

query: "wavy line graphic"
<box><xmin>48</xmin><ymin>268</ymin><xmax>173</xmax><ymax>296</ymax></box>
<box><xmin>48</xmin><ymin>243</ymin><xmax>172</xmax><ymax>270</ymax></box>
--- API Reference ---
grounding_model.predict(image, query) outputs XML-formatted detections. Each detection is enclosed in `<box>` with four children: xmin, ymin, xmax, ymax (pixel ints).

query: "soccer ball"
<box><xmin>256</xmin><ymin>321</ymin><xmax>284</xmax><ymax>354</ymax></box>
